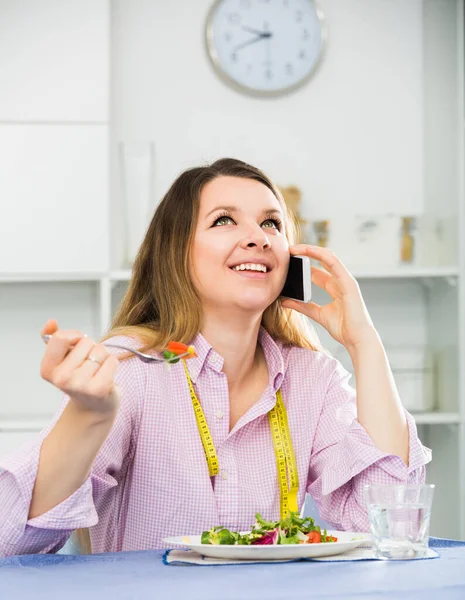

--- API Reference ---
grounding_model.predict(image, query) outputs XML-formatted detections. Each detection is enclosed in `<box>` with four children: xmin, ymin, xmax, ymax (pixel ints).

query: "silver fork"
<box><xmin>41</xmin><ymin>334</ymin><xmax>193</xmax><ymax>364</ymax></box>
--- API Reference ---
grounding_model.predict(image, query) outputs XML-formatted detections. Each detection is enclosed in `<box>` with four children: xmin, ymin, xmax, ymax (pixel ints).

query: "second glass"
<box><xmin>364</xmin><ymin>484</ymin><xmax>435</xmax><ymax>560</ymax></box>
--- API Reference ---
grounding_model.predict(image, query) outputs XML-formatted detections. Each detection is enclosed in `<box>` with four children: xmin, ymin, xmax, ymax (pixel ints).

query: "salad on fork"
<box><xmin>41</xmin><ymin>335</ymin><xmax>197</xmax><ymax>365</ymax></box>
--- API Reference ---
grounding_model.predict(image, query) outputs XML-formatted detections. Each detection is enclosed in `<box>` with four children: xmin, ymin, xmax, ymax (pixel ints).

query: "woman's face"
<box><xmin>190</xmin><ymin>176</ymin><xmax>290</xmax><ymax>315</ymax></box>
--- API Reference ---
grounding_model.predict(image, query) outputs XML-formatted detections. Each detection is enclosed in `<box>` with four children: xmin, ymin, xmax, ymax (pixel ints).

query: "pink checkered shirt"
<box><xmin>0</xmin><ymin>329</ymin><xmax>431</xmax><ymax>556</ymax></box>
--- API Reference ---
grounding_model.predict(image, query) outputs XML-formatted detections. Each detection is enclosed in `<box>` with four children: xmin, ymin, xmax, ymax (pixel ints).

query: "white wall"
<box><xmin>111</xmin><ymin>0</ymin><xmax>424</xmax><ymax>266</ymax></box>
<box><xmin>423</xmin><ymin>0</ymin><xmax>460</xmax><ymax>218</ymax></box>
<box><xmin>0</xmin><ymin>0</ymin><xmax>109</xmax><ymax>122</ymax></box>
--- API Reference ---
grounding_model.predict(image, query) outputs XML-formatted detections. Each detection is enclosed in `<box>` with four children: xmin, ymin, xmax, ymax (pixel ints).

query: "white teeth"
<box><xmin>232</xmin><ymin>263</ymin><xmax>267</xmax><ymax>273</ymax></box>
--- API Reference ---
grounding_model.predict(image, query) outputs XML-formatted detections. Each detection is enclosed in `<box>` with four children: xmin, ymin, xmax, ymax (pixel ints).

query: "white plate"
<box><xmin>163</xmin><ymin>530</ymin><xmax>371</xmax><ymax>561</ymax></box>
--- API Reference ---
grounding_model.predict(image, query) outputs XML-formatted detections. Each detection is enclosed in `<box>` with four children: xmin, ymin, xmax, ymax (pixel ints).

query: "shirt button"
<box><xmin>216</xmin><ymin>410</ymin><xmax>224</xmax><ymax>420</ymax></box>
<box><xmin>221</xmin><ymin>471</ymin><xmax>229</xmax><ymax>480</ymax></box>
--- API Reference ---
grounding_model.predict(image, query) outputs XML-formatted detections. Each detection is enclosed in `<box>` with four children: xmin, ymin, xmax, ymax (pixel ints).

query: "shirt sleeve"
<box><xmin>306</xmin><ymin>358</ymin><xmax>432</xmax><ymax>532</ymax></box>
<box><xmin>0</xmin><ymin>340</ymin><xmax>144</xmax><ymax>557</ymax></box>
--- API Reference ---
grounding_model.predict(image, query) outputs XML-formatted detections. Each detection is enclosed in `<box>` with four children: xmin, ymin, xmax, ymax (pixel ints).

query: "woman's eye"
<box><xmin>262</xmin><ymin>219</ymin><xmax>281</xmax><ymax>230</ymax></box>
<box><xmin>213</xmin><ymin>215</ymin><xmax>234</xmax><ymax>227</ymax></box>
<box><xmin>212</xmin><ymin>216</ymin><xmax>281</xmax><ymax>229</ymax></box>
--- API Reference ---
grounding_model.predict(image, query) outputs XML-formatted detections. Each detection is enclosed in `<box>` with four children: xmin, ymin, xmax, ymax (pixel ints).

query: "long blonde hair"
<box><xmin>76</xmin><ymin>157</ymin><xmax>321</xmax><ymax>554</ymax></box>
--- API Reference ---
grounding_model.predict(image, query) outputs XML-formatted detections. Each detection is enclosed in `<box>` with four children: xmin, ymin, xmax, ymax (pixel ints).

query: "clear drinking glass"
<box><xmin>364</xmin><ymin>484</ymin><xmax>435</xmax><ymax>560</ymax></box>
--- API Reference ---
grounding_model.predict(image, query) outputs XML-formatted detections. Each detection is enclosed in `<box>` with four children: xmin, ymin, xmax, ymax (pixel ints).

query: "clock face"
<box><xmin>206</xmin><ymin>0</ymin><xmax>325</xmax><ymax>97</ymax></box>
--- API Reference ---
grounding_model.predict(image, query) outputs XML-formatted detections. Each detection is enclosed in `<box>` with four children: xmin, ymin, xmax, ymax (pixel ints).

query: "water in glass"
<box><xmin>365</xmin><ymin>484</ymin><xmax>435</xmax><ymax>560</ymax></box>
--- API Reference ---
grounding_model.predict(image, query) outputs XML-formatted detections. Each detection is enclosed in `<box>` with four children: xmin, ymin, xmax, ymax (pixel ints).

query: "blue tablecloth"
<box><xmin>1</xmin><ymin>538</ymin><xmax>465</xmax><ymax>599</ymax></box>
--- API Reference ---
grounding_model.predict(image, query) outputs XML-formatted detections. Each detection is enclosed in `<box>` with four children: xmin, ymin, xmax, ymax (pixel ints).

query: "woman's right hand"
<box><xmin>40</xmin><ymin>319</ymin><xmax>121</xmax><ymax>420</ymax></box>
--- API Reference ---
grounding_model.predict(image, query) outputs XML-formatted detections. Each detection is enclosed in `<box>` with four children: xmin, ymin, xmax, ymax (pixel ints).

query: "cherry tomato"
<box><xmin>167</xmin><ymin>341</ymin><xmax>197</xmax><ymax>357</ymax></box>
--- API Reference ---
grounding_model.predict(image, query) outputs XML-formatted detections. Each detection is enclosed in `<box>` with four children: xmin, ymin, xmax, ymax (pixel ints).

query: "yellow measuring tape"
<box><xmin>183</xmin><ymin>360</ymin><xmax>220</xmax><ymax>476</ymax></box>
<box><xmin>183</xmin><ymin>360</ymin><xmax>299</xmax><ymax>519</ymax></box>
<box><xmin>268</xmin><ymin>390</ymin><xmax>299</xmax><ymax>519</ymax></box>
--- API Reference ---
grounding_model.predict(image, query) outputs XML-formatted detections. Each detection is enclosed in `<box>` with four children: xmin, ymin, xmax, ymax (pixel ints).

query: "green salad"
<box><xmin>201</xmin><ymin>512</ymin><xmax>338</xmax><ymax>546</ymax></box>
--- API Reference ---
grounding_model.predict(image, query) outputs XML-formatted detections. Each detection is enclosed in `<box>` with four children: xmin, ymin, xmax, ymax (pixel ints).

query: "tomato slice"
<box><xmin>306</xmin><ymin>531</ymin><xmax>322</xmax><ymax>544</ymax></box>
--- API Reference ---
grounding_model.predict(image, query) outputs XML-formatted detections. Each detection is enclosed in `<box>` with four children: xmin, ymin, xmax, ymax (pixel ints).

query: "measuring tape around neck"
<box><xmin>182</xmin><ymin>360</ymin><xmax>299</xmax><ymax>519</ymax></box>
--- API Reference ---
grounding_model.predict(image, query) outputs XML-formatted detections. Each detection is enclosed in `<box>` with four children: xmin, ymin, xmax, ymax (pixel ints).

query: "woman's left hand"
<box><xmin>281</xmin><ymin>244</ymin><xmax>378</xmax><ymax>352</ymax></box>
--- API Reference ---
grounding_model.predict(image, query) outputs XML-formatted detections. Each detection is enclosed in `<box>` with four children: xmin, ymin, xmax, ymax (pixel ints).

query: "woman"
<box><xmin>0</xmin><ymin>158</ymin><xmax>431</xmax><ymax>556</ymax></box>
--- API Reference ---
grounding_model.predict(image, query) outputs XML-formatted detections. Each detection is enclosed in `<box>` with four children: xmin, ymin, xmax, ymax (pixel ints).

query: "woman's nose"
<box><xmin>240</xmin><ymin>226</ymin><xmax>271</xmax><ymax>250</ymax></box>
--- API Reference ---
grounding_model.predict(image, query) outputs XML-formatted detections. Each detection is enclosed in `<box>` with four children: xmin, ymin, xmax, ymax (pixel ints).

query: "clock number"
<box><xmin>299</xmin><ymin>49</ymin><xmax>306</xmax><ymax>60</ymax></box>
<box><xmin>224</xmin><ymin>31</ymin><xmax>233</xmax><ymax>43</ymax></box>
<box><xmin>231</xmin><ymin>52</ymin><xmax>238</xmax><ymax>62</ymax></box>
<box><xmin>302</xmin><ymin>28</ymin><xmax>310</xmax><ymax>40</ymax></box>
<box><xmin>296</xmin><ymin>10</ymin><xmax>303</xmax><ymax>23</ymax></box>
<box><xmin>265</xmin><ymin>68</ymin><xmax>273</xmax><ymax>80</ymax></box>
<box><xmin>285</xmin><ymin>63</ymin><xmax>293</xmax><ymax>75</ymax></box>
<box><xmin>228</xmin><ymin>12</ymin><xmax>240</xmax><ymax>25</ymax></box>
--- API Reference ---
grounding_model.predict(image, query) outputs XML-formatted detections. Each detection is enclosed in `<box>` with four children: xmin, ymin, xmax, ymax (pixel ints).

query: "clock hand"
<box><xmin>241</xmin><ymin>25</ymin><xmax>272</xmax><ymax>38</ymax></box>
<box><xmin>233</xmin><ymin>35</ymin><xmax>268</xmax><ymax>52</ymax></box>
<box><xmin>264</xmin><ymin>20</ymin><xmax>271</xmax><ymax>66</ymax></box>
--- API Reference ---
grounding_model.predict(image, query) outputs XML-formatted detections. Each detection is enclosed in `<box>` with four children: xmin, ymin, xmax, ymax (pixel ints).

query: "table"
<box><xmin>1</xmin><ymin>538</ymin><xmax>465</xmax><ymax>599</ymax></box>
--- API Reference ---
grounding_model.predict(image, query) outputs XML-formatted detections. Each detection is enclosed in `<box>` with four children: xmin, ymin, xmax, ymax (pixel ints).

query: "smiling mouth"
<box><xmin>229</xmin><ymin>266</ymin><xmax>270</xmax><ymax>280</ymax></box>
<box><xmin>229</xmin><ymin>263</ymin><xmax>271</xmax><ymax>273</ymax></box>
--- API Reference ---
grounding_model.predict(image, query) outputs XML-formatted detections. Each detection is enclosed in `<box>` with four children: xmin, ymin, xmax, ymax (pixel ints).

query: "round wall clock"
<box><xmin>205</xmin><ymin>0</ymin><xmax>326</xmax><ymax>97</ymax></box>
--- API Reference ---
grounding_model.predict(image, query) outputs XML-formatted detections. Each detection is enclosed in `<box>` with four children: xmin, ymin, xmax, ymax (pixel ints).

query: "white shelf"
<box><xmin>0</xmin><ymin>266</ymin><xmax>458</xmax><ymax>284</ymax></box>
<box><xmin>413</xmin><ymin>412</ymin><xmax>461</xmax><ymax>425</ymax></box>
<box><xmin>0</xmin><ymin>272</ymin><xmax>105</xmax><ymax>283</ymax></box>
<box><xmin>111</xmin><ymin>267</ymin><xmax>460</xmax><ymax>282</ymax></box>
<box><xmin>0</xmin><ymin>419</ymin><xmax>50</xmax><ymax>431</ymax></box>
<box><xmin>110</xmin><ymin>269</ymin><xmax>132</xmax><ymax>281</ymax></box>
<box><xmin>350</xmin><ymin>266</ymin><xmax>459</xmax><ymax>280</ymax></box>
<box><xmin>0</xmin><ymin>412</ymin><xmax>460</xmax><ymax>432</ymax></box>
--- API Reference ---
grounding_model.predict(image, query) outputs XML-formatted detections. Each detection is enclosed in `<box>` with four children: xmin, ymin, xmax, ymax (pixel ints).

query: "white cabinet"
<box><xmin>0</xmin><ymin>281</ymin><xmax>100</xmax><ymax>422</ymax></box>
<box><xmin>0</xmin><ymin>0</ymin><xmax>109</xmax><ymax>122</ymax></box>
<box><xmin>0</xmin><ymin>1</ymin><xmax>110</xmax><ymax>453</ymax></box>
<box><xmin>0</xmin><ymin>124</ymin><xmax>109</xmax><ymax>273</ymax></box>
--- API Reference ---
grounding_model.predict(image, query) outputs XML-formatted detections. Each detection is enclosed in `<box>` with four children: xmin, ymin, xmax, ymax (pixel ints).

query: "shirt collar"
<box><xmin>184</xmin><ymin>327</ymin><xmax>285</xmax><ymax>389</ymax></box>
<box><xmin>184</xmin><ymin>331</ymin><xmax>224</xmax><ymax>383</ymax></box>
<box><xmin>258</xmin><ymin>327</ymin><xmax>285</xmax><ymax>392</ymax></box>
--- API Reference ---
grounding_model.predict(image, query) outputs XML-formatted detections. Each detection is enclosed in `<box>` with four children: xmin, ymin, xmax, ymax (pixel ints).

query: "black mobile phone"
<box><xmin>280</xmin><ymin>255</ymin><xmax>312</xmax><ymax>303</ymax></box>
